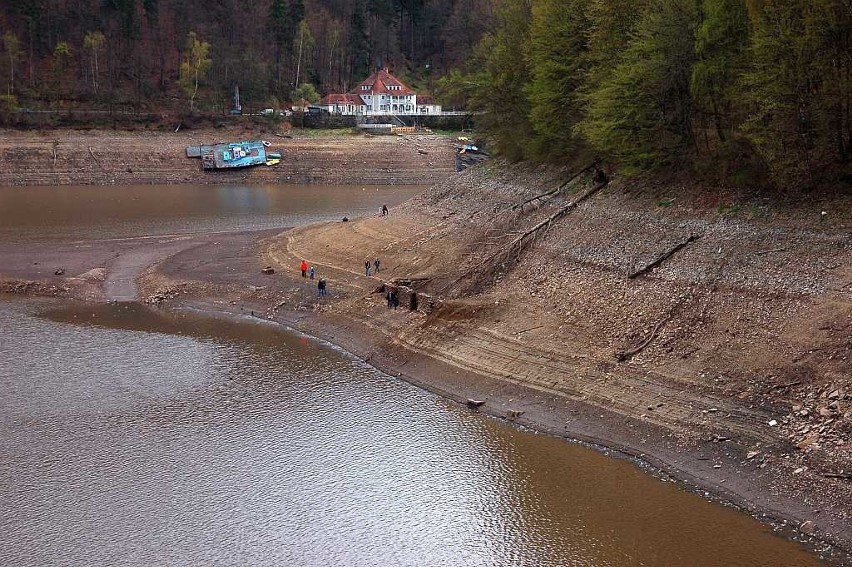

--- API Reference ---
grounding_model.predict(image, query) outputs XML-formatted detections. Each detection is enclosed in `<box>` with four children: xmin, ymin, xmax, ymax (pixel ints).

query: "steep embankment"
<box><xmin>246</xmin><ymin>164</ymin><xmax>851</xmax><ymax>558</ymax></box>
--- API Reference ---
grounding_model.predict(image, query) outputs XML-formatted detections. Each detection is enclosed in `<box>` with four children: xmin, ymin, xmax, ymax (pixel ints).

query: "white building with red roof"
<box><xmin>317</xmin><ymin>69</ymin><xmax>443</xmax><ymax>116</ymax></box>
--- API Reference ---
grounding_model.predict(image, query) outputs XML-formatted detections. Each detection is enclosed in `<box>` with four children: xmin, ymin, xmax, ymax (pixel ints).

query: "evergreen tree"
<box><xmin>269</xmin><ymin>0</ymin><xmax>290</xmax><ymax>90</ymax></box>
<box><xmin>467</xmin><ymin>0</ymin><xmax>533</xmax><ymax>161</ymax></box>
<box><xmin>584</xmin><ymin>0</ymin><xmax>644</xmax><ymax>87</ymax></box>
<box><xmin>525</xmin><ymin>0</ymin><xmax>589</xmax><ymax>161</ymax></box>
<box><xmin>739</xmin><ymin>0</ymin><xmax>852</xmax><ymax>181</ymax></box>
<box><xmin>579</xmin><ymin>0</ymin><xmax>699</xmax><ymax>173</ymax></box>
<box><xmin>691</xmin><ymin>0</ymin><xmax>749</xmax><ymax>144</ymax></box>
<box><xmin>350</xmin><ymin>0</ymin><xmax>371</xmax><ymax>81</ymax></box>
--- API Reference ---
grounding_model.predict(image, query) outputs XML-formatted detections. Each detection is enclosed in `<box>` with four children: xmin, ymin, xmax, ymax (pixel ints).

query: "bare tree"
<box><xmin>179</xmin><ymin>31</ymin><xmax>212</xmax><ymax>111</ymax></box>
<box><xmin>3</xmin><ymin>32</ymin><xmax>22</xmax><ymax>96</ymax></box>
<box><xmin>83</xmin><ymin>31</ymin><xmax>105</xmax><ymax>94</ymax></box>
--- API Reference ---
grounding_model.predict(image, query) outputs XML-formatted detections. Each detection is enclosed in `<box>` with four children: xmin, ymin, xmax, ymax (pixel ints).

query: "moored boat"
<box><xmin>186</xmin><ymin>140</ymin><xmax>277</xmax><ymax>170</ymax></box>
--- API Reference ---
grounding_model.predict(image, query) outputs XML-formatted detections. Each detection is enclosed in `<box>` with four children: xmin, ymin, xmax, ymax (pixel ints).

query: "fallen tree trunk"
<box><xmin>628</xmin><ymin>233</ymin><xmax>701</xmax><ymax>279</ymax></box>
<box><xmin>441</xmin><ymin>181</ymin><xmax>606</xmax><ymax>295</ymax></box>
<box><xmin>614</xmin><ymin>313</ymin><xmax>672</xmax><ymax>362</ymax></box>
<box><xmin>512</xmin><ymin>158</ymin><xmax>602</xmax><ymax>211</ymax></box>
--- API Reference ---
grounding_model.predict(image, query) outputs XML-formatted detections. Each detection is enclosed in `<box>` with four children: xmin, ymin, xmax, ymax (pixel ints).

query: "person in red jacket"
<box><xmin>299</xmin><ymin>260</ymin><xmax>308</xmax><ymax>278</ymax></box>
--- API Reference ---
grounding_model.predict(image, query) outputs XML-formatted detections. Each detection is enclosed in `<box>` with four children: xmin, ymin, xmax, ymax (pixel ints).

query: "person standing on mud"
<box><xmin>317</xmin><ymin>278</ymin><xmax>326</xmax><ymax>296</ymax></box>
<box><xmin>381</xmin><ymin>204</ymin><xmax>388</xmax><ymax>216</ymax></box>
<box><xmin>309</xmin><ymin>266</ymin><xmax>315</xmax><ymax>280</ymax></box>
<box><xmin>374</xmin><ymin>258</ymin><xmax>380</xmax><ymax>273</ymax></box>
<box><xmin>365</xmin><ymin>260</ymin><xmax>371</xmax><ymax>276</ymax></box>
<box><xmin>300</xmin><ymin>259</ymin><xmax>308</xmax><ymax>278</ymax></box>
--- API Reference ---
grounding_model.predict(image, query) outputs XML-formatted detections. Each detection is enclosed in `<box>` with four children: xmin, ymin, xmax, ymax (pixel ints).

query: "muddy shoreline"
<box><xmin>1</xmin><ymin>128</ymin><xmax>850</xmax><ymax>564</ymax></box>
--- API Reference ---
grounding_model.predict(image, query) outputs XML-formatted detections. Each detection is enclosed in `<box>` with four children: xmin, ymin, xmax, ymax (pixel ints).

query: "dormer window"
<box><xmin>361</xmin><ymin>85</ymin><xmax>371</xmax><ymax>91</ymax></box>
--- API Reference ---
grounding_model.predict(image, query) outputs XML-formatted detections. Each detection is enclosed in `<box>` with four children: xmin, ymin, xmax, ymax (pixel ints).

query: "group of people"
<box><xmin>299</xmin><ymin>259</ymin><xmax>327</xmax><ymax>296</ymax></box>
<box><xmin>364</xmin><ymin>258</ymin><xmax>381</xmax><ymax>276</ymax></box>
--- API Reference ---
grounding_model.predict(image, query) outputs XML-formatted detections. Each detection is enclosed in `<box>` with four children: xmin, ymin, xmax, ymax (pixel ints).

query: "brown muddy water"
<box><xmin>0</xmin><ymin>183</ymin><xmax>421</xmax><ymax>241</ymax></box>
<box><xmin>0</xmin><ymin>185</ymin><xmax>831</xmax><ymax>566</ymax></box>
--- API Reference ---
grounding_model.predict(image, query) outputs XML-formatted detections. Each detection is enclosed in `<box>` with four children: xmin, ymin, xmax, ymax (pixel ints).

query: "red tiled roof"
<box><xmin>350</xmin><ymin>69</ymin><xmax>415</xmax><ymax>96</ymax></box>
<box><xmin>319</xmin><ymin>93</ymin><xmax>366</xmax><ymax>105</ymax></box>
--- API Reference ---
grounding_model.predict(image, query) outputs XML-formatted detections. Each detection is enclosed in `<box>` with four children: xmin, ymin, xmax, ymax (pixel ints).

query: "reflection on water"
<box><xmin>0</xmin><ymin>184</ymin><xmax>424</xmax><ymax>242</ymax></box>
<box><xmin>0</xmin><ymin>298</ymin><xmax>825</xmax><ymax>567</ymax></box>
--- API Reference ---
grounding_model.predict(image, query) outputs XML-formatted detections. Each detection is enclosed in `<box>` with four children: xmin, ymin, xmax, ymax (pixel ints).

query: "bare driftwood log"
<box><xmin>614</xmin><ymin>313</ymin><xmax>673</xmax><ymax>362</ymax></box>
<box><xmin>512</xmin><ymin>158</ymin><xmax>602</xmax><ymax>211</ymax></box>
<box><xmin>756</xmin><ymin>247</ymin><xmax>787</xmax><ymax>256</ymax></box>
<box><xmin>627</xmin><ymin>233</ymin><xmax>701</xmax><ymax>279</ymax></box>
<box><xmin>88</xmin><ymin>146</ymin><xmax>107</xmax><ymax>173</ymax></box>
<box><xmin>443</xmin><ymin>183</ymin><xmax>606</xmax><ymax>295</ymax></box>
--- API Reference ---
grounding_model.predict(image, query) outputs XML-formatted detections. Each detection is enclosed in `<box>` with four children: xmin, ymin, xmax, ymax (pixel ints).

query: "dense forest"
<box><xmin>1</xmin><ymin>0</ymin><xmax>850</xmax><ymax>185</ymax></box>
<box><xmin>0</xmin><ymin>0</ymin><xmax>493</xmax><ymax>113</ymax></box>
<box><xmin>444</xmin><ymin>0</ymin><xmax>852</xmax><ymax>185</ymax></box>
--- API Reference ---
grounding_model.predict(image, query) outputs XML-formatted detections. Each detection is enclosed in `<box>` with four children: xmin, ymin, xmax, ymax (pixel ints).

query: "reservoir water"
<box><xmin>0</xmin><ymin>184</ymin><xmax>827</xmax><ymax>566</ymax></box>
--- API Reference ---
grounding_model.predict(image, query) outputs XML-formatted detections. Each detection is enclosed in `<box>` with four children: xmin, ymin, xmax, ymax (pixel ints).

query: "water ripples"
<box><xmin>0</xmin><ymin>298</ymin><xmax>827</xmax><ymax>567</ymax></box>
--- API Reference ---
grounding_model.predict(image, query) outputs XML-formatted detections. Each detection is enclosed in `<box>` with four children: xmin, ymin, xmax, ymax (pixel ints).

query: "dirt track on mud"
<box><xmin>1</xmin><ymin>127</ymin><xmax>851</xmax><ymax>563</ymax></box>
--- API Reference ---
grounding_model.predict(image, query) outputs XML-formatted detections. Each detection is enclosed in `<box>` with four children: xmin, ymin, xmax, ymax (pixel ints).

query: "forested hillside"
<box><xmin>444</xmin><ymin>0</ymin><xmax>852</xmax><ymax>186</ymax></box>
<box><xmin>0</xmin><ymin>0</ymin><xmax>492</xmax><ymax>113</ymax></box>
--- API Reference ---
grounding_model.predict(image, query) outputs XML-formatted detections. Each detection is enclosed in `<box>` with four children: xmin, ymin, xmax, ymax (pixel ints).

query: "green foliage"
<box><xmin>691</xmin><ymin>0</ymin><xmax>749</xmax><ymax>143</ymax></box>
<box><xmin>525</xmin><ymin>0</ymin><xmax>589</xmax><ymax>160</ymax></box>
<box><xmin>179</xmin><ymin>31</ymin><xmax>212</xmax><ymax>111</ymax></box>
<box><xmin>434</xmin><ymin>69</ymin><xmax>471</xmax><ymax>108</ymax></box>
<box><xmin>579</xmin><ymin>0</ymin><xmax>699</xmax><ymax>174</ymax></box>
<box><xmin>291</xmin><ymin>82</ymin><xmax>320</xmax><ymax>103</ymax></box>
<box><xmin>294</xmin><ymin>20</ymin><xmax>315</xmax><ymax>87</ymax></box>
<box><xmin>737</xmin><ymin>0</ymin><xmax>852</xmax><ymax>184</ymax></box>
<box><xmin>52</xmin><ymin>42</ymin><xmax>73</xmax><ymax>67</ymax></box>
<box><xmin>584</xmin><ymin>0</ymin><xmax>644</xmax><ymax>87</ymax></box>
<box><xmin>467</xmin><ymin>0</ymin><xmax>534</xmax><ymax>161</ymax></box>
<box><xmin>0</xmin><ymin>94</ymin><xmax>18</xmax><ymax>115</ymax></box>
